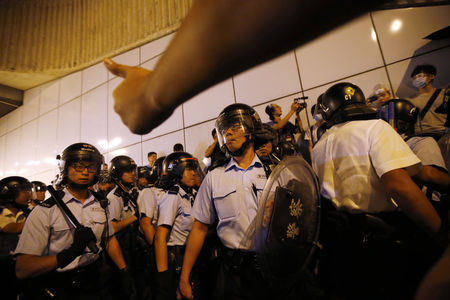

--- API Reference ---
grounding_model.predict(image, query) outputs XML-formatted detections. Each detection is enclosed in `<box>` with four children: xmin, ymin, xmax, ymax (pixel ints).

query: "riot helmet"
<box><xmin>57</xmin><ymin>143</ymin><xmax>104</xmax><ymax>187</ymax></box>
<box><xmin>161</xmin><ymin>152</ymin><xmax>203</xmax><ymax>188</ymax></box>
<box><xmin>378</xmin><ymin>99</ymin><xmax>418</xmax><ymax>137</ymax></box>
<box><xmin>31</xmin><ymin>181</ymin><xmax>47</xmax><ymax>192</ymax></box>
<box><xmin>215</xmin><ymin>103</ymin><xmax>262</xmax><ymax>156</ymax></box>
<box><xmin>255</xmin><ymin>123</ymin><xmax>279</xmax><ymax>158</ymax></box>
<box><xmin>0</xmin><ymin>176</ymin><xmax>32</xmax><ymax>207</ymax></box>
<box><xmin>109</xmin><ymin>156</ymin><xmax>137</xmax><ymax>187</ymax></box>
<box><xmin>137</xmin><ymin>166</ymin><xmax>151</xmax><ymax>189</ymax></box>
<box><xmin>31</xmin><ymin>181</ymin><xmax>47</xmax><ymax>202</ymax></box>
<box><xmin>149</xmin><ymin>156</ymin><xmax>165</xmax><ymax>185</ymax></box>
<box><xmin>137</xmin><ymin>166</ymin><xmax>151</xmax><ymax>180</ymax></box>
<box><xmin>277</xmin><ymin>141</ymin><xmax>297</xmax><ymax>159</ymax></box>
<box><xmin>320</xmin><ymin>82</ymin><xmax>377</xmax><ymax>126</ymax></box>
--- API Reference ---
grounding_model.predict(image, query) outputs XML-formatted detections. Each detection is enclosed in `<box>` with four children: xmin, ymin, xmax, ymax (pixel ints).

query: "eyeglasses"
<box><xmin>71</xmin><ymin>162</ymin><xmax>98</xmax><ymax>173</ymax></box>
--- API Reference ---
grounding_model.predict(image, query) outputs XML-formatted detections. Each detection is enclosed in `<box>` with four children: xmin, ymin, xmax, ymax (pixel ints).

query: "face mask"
<box><xmin>313</xmin><ymin>114</ymin><xmax>323</xmax><ymax>122</ymax></box>
<box><xmin>412</xmin><ymin>76</ymin><xmax>427</xmax><ymax>89</ymax></box>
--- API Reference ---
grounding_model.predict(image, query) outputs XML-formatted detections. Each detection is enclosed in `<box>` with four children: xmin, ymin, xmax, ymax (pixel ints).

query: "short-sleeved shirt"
<box><xmin>192</xmin><ymin>155</ymin><xmax>267</xmax><ymax>250</ymax></box>
<box><xmin>312</xmin><ymin>119</ymin><xmax>422</xmax><ymax>214</ymax></box>
<box><xmin>137</xmin><ymin>187</ymin><xmax>156</xmax><ymax>220</ymax></box>
<box><xmin>107</xmin><ymin>186</ymin><xmax>137</xmax><ymax>222</ymax></box>
<box><xmin>15</xmin><ymin>188</ymin><xmax>114</xmax><ymax>272</ymax></box>
<box><xmin>409</xmin><ymin>89</ymin><xmax>447</xmax><ymax>134</ymax></box>
<box><xmin>406</xmin><ymin>136</ymin><xmax>447</xmax><ymax>171</ymax></box>
<box><xmin>0</xmin><ymin>208</ymin><xmax>26</xmax><ymax>256</ymax></box>
<box><xmin>150</xmin><ymin>187</ymin><xmax>166</xmax><ymax>225</ymax></box>
<box><xmin>157</xmin><ymin>185</ymin><xmax>195</xmax><ymax>246</ymax></box>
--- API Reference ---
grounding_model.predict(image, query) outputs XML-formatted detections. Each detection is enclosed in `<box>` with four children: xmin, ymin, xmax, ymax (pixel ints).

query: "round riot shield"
<box><xmin>242</xmin><ymin>156</ymin><xmax>321</xmax><ymax>288</ymax></box>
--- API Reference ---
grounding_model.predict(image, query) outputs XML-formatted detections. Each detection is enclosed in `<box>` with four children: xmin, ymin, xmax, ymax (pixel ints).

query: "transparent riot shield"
<box><xmin>241</xmin><ymin>156</ymin><xmax>321</xmax><ymax>288</ymax></box>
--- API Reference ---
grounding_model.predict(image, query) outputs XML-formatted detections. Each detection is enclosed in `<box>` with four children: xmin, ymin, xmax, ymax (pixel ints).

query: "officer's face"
<box><xmin>256</xmin><ymin>142</ymin><xmax>273</xmax><ymax>157</ymax></box>
<box><xmin>15</xmin><ymin>189</ymin><xmax>31</xmax><ymax>206</ymax></box>
<box><xmin>121</xmin><ymin>171</ymin><xmax>135</xmax><ymax>184</ymax></box>
<box><xmin>224</xmin><ymin>123</ymin><xmax>247</xmax><ymax>153</ymax></box>
<box><xmin>35</xmin><ymin>191</ymin><xmax>46</xmax><ymax>201</ymax></box>
<box><xmin>68</xmin><ymin>161</ymin><xmax>97</xmax><ymax>186</ymax></box>
<box><xmin>138</xmin><ymin>177</ymin><xmax>149</xmax><ymax>188</ymax></box>
<box><xmin>181</xmin><ymin>169</ymin><xmax>197</xmax><ymax>187</ymax></box>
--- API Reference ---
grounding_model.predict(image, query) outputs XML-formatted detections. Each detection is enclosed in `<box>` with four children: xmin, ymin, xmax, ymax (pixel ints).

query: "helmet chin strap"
<box><xmin>227</xmin><ymin>136</ymin><xmax>252</xmax><ymax>157</ymax></box>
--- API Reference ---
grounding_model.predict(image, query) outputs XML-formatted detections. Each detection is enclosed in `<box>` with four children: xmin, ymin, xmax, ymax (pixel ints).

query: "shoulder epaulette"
<box><xmin>40</xmin><ymin>189</ymin><xmax>65</xmax><ymax>208</ymax></box>
<box><xmin>168</xmin><ymin>186</ymin><xmax>179</xmax><ymax>195</ymax></box>
<box><xmin>39</xmin><ymin>197</ymin><xmax>57</xmax><ymax>208</ymax></box>
<box><xmin>208</xmin><ymin>157</ymin><xmax>231</xmax><ymax>172</ymax></box>
<box><xmin>90</xmin><ymin>190</ymin><xmax>109</xmax><ymax>209</ymax></box>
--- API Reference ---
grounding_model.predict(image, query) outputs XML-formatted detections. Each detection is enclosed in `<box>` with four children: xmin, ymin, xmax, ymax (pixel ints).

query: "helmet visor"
<box><xmin>216</xmin><ymin>114</ymin><xmax>253</xmax><ymax>151</ymax></box>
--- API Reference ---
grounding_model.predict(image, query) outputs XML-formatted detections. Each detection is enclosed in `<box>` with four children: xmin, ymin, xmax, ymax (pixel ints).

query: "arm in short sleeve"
<box><xmin>157</xmin><ymin>193</ymin><xmax>179</xmax><ymax>227</ymax></box>
<box><xmin>15</xmin><ymin>207</ymin><xmax>50</xmax><ymax>256</ymax></box>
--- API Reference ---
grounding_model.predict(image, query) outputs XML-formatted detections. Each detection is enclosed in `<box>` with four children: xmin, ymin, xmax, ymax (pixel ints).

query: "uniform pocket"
<box><xmin>212</xmin><ymin>186</ymin><xmax>239</xmax><ymax>221</ymax></box>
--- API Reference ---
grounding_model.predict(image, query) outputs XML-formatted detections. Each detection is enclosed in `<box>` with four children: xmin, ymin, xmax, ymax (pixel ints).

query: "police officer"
<box><xmin>30</xmin><ymin>181</ymin><xmax>47</xmax><ymax>209</ymax></box>
<box><xmin>14</xmin><ymin>143</ymin><xmax>133</xmax><ymax>300</ymax></box>
<box><xmin>255</xmin><ymin>123</ymin><xmax>280</xmax><ymax>175</ymax></box>
<box><xmin>139</xmin><ymin>156</ymin><xmax>167</xmax><ymax>246</ymax></box>
<box><xmin>313</xmin><ymin>82</ymin><xmax>444</xmax><ymax>299</ymax></box>
<box><xmin>0</xmin><ymin>176</ymin><xmax>32</xmax><ymax>300</ymax></box>
<box><xmin>137</xmin><ymin>166</ymin><xmax>151</xmax><ymax>190</ymax></box>
<box><xmin>179</xmin><ymin>103</ymin><xmax>275</xmax><ymax>300</ymax></box>
<box><xmin>154</xmin><ymin>152</ymin><xmax>202</xmax><ymax>300</ymax></box>
<box><xmin>0</xmin><ymin>176</ymin><xmax>31</xmax><ymax>248</ymax></box>
<box><xmin>108</xmin><ymin>155</ymin><xmax>151</xmax><ymax>300</ymax></box>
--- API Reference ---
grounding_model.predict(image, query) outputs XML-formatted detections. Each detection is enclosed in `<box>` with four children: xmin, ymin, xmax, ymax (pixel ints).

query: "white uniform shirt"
<box><xmin>107</xmin><ymin>186</ymin><xmax>137</xmax><ymax>221</ymax></box>
<box><xmin>15</xmin><ymin>188</ymin><xmax>114</xmax><ymax>271</ymax></box>
<box><xmin>157</xmin><ymin>185</ymin><xmax>194</xmax><ymax>246</ymax></box>
<box><xmin>192</xmin><ymin>155</ymin><xmax>267</xmax><ymax>250</ymax></box>
<box><xmin>137</xmin><ymin>186</ymin><xmax>165</xmax><ymax>224</ymax></box>
<box><xmin>137</xmin><ymin>187</ymin><xmax>156</xmax><ymax>219</ymax></box>
<box><xmin>312</xmin><ymin>119</ymin><xmax>421</xmax><ymax>213</ymax></box>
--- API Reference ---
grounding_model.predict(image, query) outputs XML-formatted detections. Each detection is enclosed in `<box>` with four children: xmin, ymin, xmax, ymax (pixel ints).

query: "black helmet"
<box><xmin>58</xmin><ymin>143</ymin><xmax>104</xmax><ymax>186</ymax></box>
<box><xmin>215</xmin><ymin>103</ymin><xmax>262</xmax><ymax>154</ymax></box>
<box><xmin>254</xmin><ymin>123</ymin><xmax>279</xmax><ymax>150</ymax></box>
<box><xmin>379</xmin><ymin>99</ymin><xmax>418</xmax><ymax>136</ymax></box>
<box><xmin>137</xmin><ymin>166</ymin><xmax>151</xmax><ymax>179</ymax></box>
<box><xmin>109</xmin><ymin>155</ymin><xmax>137</xmax><ymax>182</ymax></box>
<box><xmin>0</xmin><ymin>176</ymin><xmax>32</xmax><ymax>205</ymax></box>
<box><xmin>277</xmin><ymin>141</ymin><xmax>297</xmax><ymax>158</ymax></box>
<box><xmin>161</xmin><ymin>152</ymin><xmax>202</xmax><ymax>186</ymax></box>
<box><xmin>320</xmin><ymin>82</ymin><xmax>377</xmax><ymax>126</ymax></box>
<box><xmin>31</xmin><ymin>181</ymin><xmax>47</xmax><ymax>192</ymax></box>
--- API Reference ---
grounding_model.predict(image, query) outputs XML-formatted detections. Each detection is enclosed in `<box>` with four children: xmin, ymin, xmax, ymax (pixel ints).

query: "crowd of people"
<box><xmin>1</xmin><ymin>61</ymin><xmax>449</xmax><ymax>300</ymax></box>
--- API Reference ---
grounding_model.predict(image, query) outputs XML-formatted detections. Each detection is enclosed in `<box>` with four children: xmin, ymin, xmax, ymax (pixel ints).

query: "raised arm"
<box><xmin>105</xmin><ymin>0</ymin><xmax>388</xmax><ymax>134</ymax></box>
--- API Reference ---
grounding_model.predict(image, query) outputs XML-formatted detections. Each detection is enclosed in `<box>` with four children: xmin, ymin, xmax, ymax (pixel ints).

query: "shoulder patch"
<box><xmin>168</xmin><ymin>186</ymin><xmax>179</xmax><ymax>195</ymax></box>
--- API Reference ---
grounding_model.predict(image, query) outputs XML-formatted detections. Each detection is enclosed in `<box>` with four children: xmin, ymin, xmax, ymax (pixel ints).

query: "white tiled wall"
<box><xmin>1</xmin><ymin>5</ymin><xmax>449</xmax><ymax>182</ymax></box>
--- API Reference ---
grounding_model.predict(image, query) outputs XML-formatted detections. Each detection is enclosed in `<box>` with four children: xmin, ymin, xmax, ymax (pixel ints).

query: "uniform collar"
<box><xmin>63</xmin><ymin>187</ymin><xmax>96</xmax><ymax>205</ymax></box>
<box><xmin>225</xmin><ymin>154</ymin><xmax>263</xmax><ymax>172</ymax></box>
<box><xmin>176</xmin><ymin>184</ymin><xmax>193</xmax><ymax>199</ymax></box>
